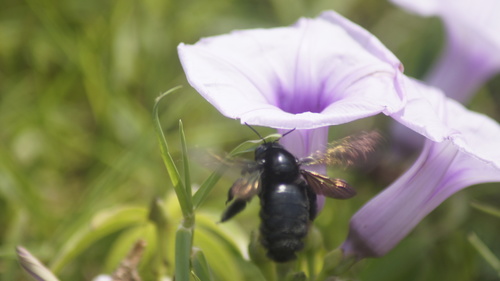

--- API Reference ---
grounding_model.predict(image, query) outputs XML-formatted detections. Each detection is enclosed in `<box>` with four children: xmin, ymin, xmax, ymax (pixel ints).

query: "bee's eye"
<box><xmin>255</xmin><ymin>145</ymin><xmax>267</xmax><ymax>160</ymax></box>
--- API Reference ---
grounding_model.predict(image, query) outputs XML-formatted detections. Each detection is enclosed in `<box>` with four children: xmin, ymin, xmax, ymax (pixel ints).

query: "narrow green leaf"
<box><xmin>470</xmin><ymin>201</ymin><xmax>500</xmax><ymax>218</ymax></box>
<box><xmin>248</xmin><ymin>231</ymin><xmax>276</xmax><ymax>281</ymax></box>
<box><xmin>148</xmin><ymin>198</ymin><xmax>169</xmax><ymax>230</ymax></box>
<box><xmin>50</xmin><ymin>207</ymin><xmax>147</xmax><ymax>273</ymax></box>
<box><xmin>227</xmin><ymin>134</ymin><xmax>281</xmax><ymax>158</ymax></box>
<box><xmin>196</xmin><ymin>213</ymin><xmax>246</xmax><ymax>258</ymax></box>
<box><xmin>191</xmin><ymin>272</ymin><xmax>202</xmax><ymax>281</ymax></box>
<box><xmin>104</xmin><ymin>225</ymin><xmax>156</xmax><ymax>274</ymax></box>
<box><xmin>286</xmin><ymin>272</ymin><xmax>306</xmax><ymax>281</ymax></box>
<box><xmin>192</xmin><ymin>133</ymin><xmax>281</xmax><ymax>209</ymax></box>
<box><xmin>175</xmin><ymin>226</ymin><xmax>193</xmax><ymax>281</ymax></box>
<box><xmin>468</xmin><ymin>232</ymin><xmax>500</xmax><ymax>274</ymax></box>
<box><xmin>153</xmin><ymin>86</ymin><xmax>193</xmax><ymax>222</ymax></box>
<box><xmin>179</xmin><ymin>120</ymin><xmax>192</xmax><ymax>205</ymax></box>
<box><xmin>192</xmin><ymin>166</ymin><xmax>225</xmax><ymax>210</ymax></box>
<box><xmin>0</xmin><ymin>147</ymin><xmax>44</xmax><ymax>220</ymax></box>
<box><xmin>192</xmin><ymin>249</ymin><xmax>213</xmax><ymax>281</ymax></box>
<box><xmin>193</xmin><ymin>229</ymin><xmax>243</xmax><ymax>281</ymax></box>
<box><xmin>1</xmin><ymin>208</ymin><xmax>28</xmax><ymax>281</ymax></box>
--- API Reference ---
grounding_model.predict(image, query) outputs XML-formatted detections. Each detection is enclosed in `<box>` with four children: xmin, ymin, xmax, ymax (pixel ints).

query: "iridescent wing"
<box><xmin>206</xmin><ymin>150</ymin><xmax>256</xmax><ymax>175</ymax></box>
<box><xmin>226</xmin><ymin>171</ymin><xmax>261</xmax><ymax>203</ymax></box>
<box><xmin>300</xmin><ymin>170</ymin><xmax>356</xmax><ymax>199</ymax></box>
<box><xmin>300</xmin><ymin>131</ymin><xmax>382</xmax><ymax>167</ymax></box>
<box><xmin>220</xmin><ymin>171</ymin><xmax>261</xmax><ymax>222</ymax></box>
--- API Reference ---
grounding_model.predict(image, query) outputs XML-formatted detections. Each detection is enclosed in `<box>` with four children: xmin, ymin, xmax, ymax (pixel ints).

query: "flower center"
<box><xmin>275</xmin><ymin>84</ymin><xmax>329</xmax><ymax>114</ymax></box>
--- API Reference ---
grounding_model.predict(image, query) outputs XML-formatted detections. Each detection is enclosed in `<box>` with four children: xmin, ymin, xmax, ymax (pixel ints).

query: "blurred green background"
<box><xmin>1</xmin><ymin>0</ymin><xmax>500</xmax><ymax>280</ymax></box>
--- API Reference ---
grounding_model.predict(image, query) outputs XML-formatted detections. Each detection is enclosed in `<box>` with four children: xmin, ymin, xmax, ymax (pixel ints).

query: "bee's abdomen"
<box><xmin>259</xmin><ymin>183</ymin><xmax>310</xmax><ymax>262</ymax></box>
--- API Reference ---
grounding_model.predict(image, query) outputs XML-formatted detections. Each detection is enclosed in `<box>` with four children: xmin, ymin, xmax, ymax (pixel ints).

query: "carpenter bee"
<box><xmin>220</xmin><ymin>125</ymin><xmax>380</xmax><ymax>263</ymax></box>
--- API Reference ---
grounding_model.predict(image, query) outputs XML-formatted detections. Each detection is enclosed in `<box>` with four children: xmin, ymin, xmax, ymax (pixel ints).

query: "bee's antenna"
<box><xmin>280</xmin><ymin>128</ymin><xmax>296</xmax><ymax>139</ymax></box>
<box><xmin>244</xmin><ymin>123</ymin><xmax>265</xmax><ymax>142</ymax></box>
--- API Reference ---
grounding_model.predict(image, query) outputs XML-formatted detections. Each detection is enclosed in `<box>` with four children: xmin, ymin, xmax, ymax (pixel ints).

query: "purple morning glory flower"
<box><xmin>342</xmin><ymin>79</ymin><xmax>500</xmax><ymax>258</ymax></box>
<box><xmin>178</xmin><ymin>10</ymin><xmax>414</xmax><ymax>210</ymax></box>
<box><xmin>178</xmin><ymin>11</ymin><xmax>410</xmax><ymax>132</ymax></box>
<box><xmin>178</xmin><ymin>11</ymin><xmax>417</xmax><ymax>212</ymax></box>
<box><xmin>177</xmin><ymin>10</ymin><xmax>494</xmax><ymax>260</ymax></box>
<box><xmin>390</xmin><ymin>0</ymin><xmax>500</xmax><ymax>103</ymax></box>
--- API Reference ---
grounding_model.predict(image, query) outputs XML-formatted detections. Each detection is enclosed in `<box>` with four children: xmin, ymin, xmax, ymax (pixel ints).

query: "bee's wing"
<box><xmin>221</xmin><ymin>171</ymin><xmax>261</xmax><ymax>222</ymax></box>
<box><xmin>206</xmin><ymin>151</ymin><xmax>256</xmax><ymax>174</ymax></box>
<box><xmin>300</xmin><ymin>131</ymin><xmax>381</xmax><ymax>167</ymax></box>
<box><xmin>226</xmin><ymin>170</ymin><xmax>261</xmax><ymax>203</ymax></box>
<box><xmin>300</xmin><ymin>170</ymin><xmax>356</xmax><ymax>199</ymax></box>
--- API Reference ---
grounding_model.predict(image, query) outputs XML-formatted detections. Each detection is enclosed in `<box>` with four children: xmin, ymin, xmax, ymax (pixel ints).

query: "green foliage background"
<box><xmin>1</xmin><ymin>0</ymin><xmax>500</xmax><ymax>280</ymax></box>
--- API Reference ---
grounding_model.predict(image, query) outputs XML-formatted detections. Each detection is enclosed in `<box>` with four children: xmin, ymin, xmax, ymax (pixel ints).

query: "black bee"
<box><xmin>220</xmin><ymin>126</ymin><xmax>380</xmax><ymax>263</ymax></box>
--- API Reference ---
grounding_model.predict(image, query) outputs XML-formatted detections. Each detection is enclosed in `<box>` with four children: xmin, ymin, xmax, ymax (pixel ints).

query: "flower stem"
<box><xmin>175</xmin><ymin>226</ymin><xmax>193</xmax><ymax>281</ymax></box>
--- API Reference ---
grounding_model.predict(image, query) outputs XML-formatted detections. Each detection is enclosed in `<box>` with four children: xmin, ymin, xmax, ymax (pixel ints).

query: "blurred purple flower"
<box><xmin>342</xmin><ymin>80</ymin><xmax>500</xmax><ymax>258</ymax></box>
<box><xmin>390</xmin><ymin>0</ymin><xmax>500</xmax><ymax>103</ymax></box>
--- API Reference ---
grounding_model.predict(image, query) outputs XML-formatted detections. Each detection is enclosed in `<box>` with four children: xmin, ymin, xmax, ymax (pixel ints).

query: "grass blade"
<box><xmin>192</xmin><ymin>249</ymin><xmax>213</xmax><ymax>281</ymax></box>
<box><xmin>179</xmin><ymin>120</ymin><xmax>192</xmax><ymax>204</ymax></box>
<box><xmin>468</xmin><ymin>232</ymin><xmax>500</xmax><ymax>275</ymax></box>
<box><xmin>50</xmin><ymin>207</ymin><xmax>147</xmax><ymax>273</ymax></box>
<box><xmin>470</xmin><ymin>201</ymin><xmax>500</xmax><ymax>218</ymax></box>
<box><xmin>153</xmin><ymin>86</ymin><xmax>193</xmax><ymax>223</ymax></box>
<box><xmin>192</xmin><ymin>166</ymin><xmax>225</xmax><ymax>210</ymax></box>
<box><xmin>228</xmin><ymin>134</ymin><xmax>281</xmax><ymax>158</ymax></box>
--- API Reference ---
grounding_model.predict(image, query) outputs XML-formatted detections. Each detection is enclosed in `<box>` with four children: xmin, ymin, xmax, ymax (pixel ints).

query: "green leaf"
<box><xmin>191</xmin><ymin>272</ymin><xmax>202</xmax><ymax>281</ymax></box>
<box><xmin>192</xmin><ymin>166</ymin><xmax>225</xmax><ymax>210</ymax></box>
<box><xmin>153</xmin><ymin>86</ymin><xmax>194</xmax><ymax>225</ymax></box>
<box><xmin>179</xmin><ymin>120</ymin><xmax>192</xmax><ymax>206</ymax></box>
<box><xmin>0</xmin><ymin>148</ymin><xmax>44</xmax><ymax>220</ymax></box>
<box><xmin>192</xmin><ymin>249</ymin><xmax>213</xmax><ymax>281</ymax></box>
<box><xmin>468</xmin><ymin>232</ymin><xmax>500</xmax><ymax>276</ymax></box>
<box><xmin>227</xmin><ymin>134</ymin><xmax>281</xmax><ymax>158</ymax></box>
<box><xmin>193</xmin><ymin>229</ymin><xmax>243</xmax><ymax>281</ymax></box>
<box><xmin>50</xmin><ymin>206</ymin><xmax>148</xmax><ymax>273</ymax></box>
<box><xmin>248</xmin><ymin>231</ymin><xmax>276</xmax><ymax>281</ymax></box>
<box><xmin>104</xmin><ymin>224</ymin><xmax>157</xmax><ymax>274</ymax></box>
<box><xmin>196</xmin><ymin>213</ymin><xmax>246</xmax><ymax>258</ymax></box>
<box><xmin>470</xmin><ymin>201</ymin><xmax>500</xmax><ymax>218</ymax></box>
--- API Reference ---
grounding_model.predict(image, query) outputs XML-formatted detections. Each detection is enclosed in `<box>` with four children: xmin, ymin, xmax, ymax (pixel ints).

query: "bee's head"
<box><xmin>244</xmin><ymin>124</ymin><xmax>295</xmax><ymax>162</ymax></box>
<box><xmin>254</xmin><ymin>141</ymin><xmax>283</xmax><ymax>161</ymax></box>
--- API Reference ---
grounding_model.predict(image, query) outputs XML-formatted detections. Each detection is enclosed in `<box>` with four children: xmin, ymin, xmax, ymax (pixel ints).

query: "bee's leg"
<box><xmin>225</xmin><ymin>185</ymin><xmax>235</xmax><ymax>203</ymax></box>
<box><xmin>220</xmin><ymin>199</ymin><xmax>247</xmax><ymax>222</ymax></box>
